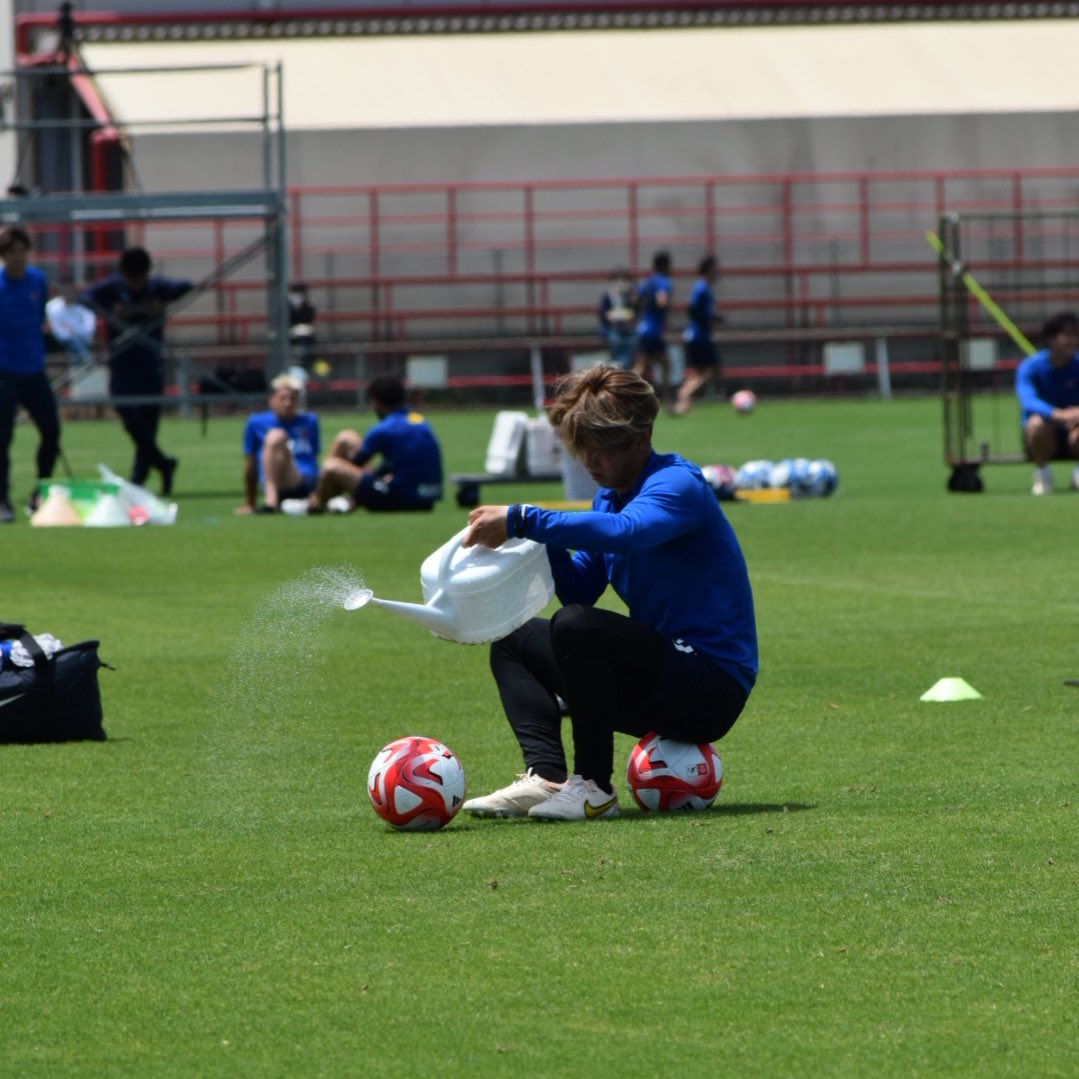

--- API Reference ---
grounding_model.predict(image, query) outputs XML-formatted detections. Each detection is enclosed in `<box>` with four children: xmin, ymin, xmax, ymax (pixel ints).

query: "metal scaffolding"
<box><xmin>0</xmin><ymin>53</ymin><xmax>290</xmax><ymax>376</ymax></box>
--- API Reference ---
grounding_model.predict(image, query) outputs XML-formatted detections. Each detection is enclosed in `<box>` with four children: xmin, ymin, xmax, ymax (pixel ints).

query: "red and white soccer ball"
<box><xmin>700</xmin><ymin>463</ymin><xmax>737</xmax><ymax>501</ymax></box>
<box><xmin>367</xmin><ymin>735</ymin><xmax>466</xmax><ymax>831</ymax></box>
<box><xmin>731</xmin><ymin>389</ymin><xmax>757</xmax><ymax>415</ymax></box>
<box><xmin>625</xmin><ymin>733</ymin><xmax>724</xmax><ymax>812</ymax></box>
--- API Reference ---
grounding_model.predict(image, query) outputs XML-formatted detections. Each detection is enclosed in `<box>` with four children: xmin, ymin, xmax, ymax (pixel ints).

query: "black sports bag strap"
<box><xmin>18</xmin><ymin>633</ymin><xmax>51</xmax><ymax>674</ymax></box>
<box><xmin>0</xmin><ymin>625</ymin><xmax>51</xmax><ymax>674</ymax></box>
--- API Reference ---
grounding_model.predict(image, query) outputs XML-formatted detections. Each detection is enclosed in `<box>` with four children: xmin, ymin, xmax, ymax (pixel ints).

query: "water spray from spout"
<box><xmin>344</xmin><ymin>588</ymin><xmax>374</xmax><ymax>611</ymax></box>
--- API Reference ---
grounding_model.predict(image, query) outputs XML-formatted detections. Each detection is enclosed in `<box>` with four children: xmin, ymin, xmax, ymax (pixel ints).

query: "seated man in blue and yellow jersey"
<box><xmin>237</xmin><ymin>373</ymin><xmax>320</xmax><ymax>514</ymax></box>
<box><xmin>291</xmin><ymin>374</ymin><xmax>443</xmax><ymax>514</ymax></box>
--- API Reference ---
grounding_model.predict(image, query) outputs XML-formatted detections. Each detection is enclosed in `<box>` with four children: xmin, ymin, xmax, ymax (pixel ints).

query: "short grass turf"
<box><xmin>1</xmin><ymin>393</ymin><xmax>1076</xmax><ymax>1078</ymax></box>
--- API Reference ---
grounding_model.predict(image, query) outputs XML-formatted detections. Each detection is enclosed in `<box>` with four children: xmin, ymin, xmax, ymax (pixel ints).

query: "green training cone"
<box><xmin>920</xmin><ymin>677</ymin><xmax>983</xmax><ymax>702</ymax></box>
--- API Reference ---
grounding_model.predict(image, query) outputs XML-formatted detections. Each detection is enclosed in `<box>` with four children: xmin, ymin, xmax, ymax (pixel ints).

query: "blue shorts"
<box><xmin>636</xmin><ymin>333</ymin><xmax>667</xmax><ymax>358</ymax></box>
<box><xmin>1026</xmin><ymin>421</ymin><xmax>1077</xmax><ymax>460</ymax></box>
<box><xmin>684</xmin><ymin>338</ymin><xmax>720</xmax><ymax>371</ymax></box>
<box><xmin>354</xmin><ymin>472</ymin><xmax>435</xmax><ymax>512</ymax></box>
<box><xmin>278</xmin><ymin>474</ymin><xmax>317</xmax><ymax>501</ymax></box>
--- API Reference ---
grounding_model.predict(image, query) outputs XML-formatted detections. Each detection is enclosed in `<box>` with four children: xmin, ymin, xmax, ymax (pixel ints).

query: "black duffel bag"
<box><xmin>0</xmin><ymin>623</ymin><xmax>109</xmax><ymax>744</ymax></box>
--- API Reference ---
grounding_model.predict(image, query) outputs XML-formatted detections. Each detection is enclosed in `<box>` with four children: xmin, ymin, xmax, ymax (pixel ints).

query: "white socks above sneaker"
<box><xmin>1032</xmin><ymin>467</ymin><xmax>1052</xmax><ymax>496</ymax></box>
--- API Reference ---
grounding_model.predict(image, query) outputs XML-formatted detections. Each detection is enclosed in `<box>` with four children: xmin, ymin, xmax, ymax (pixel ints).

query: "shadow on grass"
<box><xmin>710</xmin><ymin>801</ymin><xmax>816</xmax><ymax>816</ymax></box>
<box><xmin>369</xmin><ymin>801</ymin><xmax>819</xmax><ymax>834</ymax></box>
<box><xmin>170</xmin><ymin>489</ymin><xmax>239</xmax><ymax>500</ymax></box>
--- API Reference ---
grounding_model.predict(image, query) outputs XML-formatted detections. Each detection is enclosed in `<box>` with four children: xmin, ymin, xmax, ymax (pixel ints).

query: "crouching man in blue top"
<box><xmin>236</xmin><ymin>373</ymin><xmax>320</xmax><ymax>514</ymax></box>
<box><xmin>461</xmin><ymin>365</ymin><xmax>757</xmax><ymax>821</ymax></box>
<box><xmin>297</xmin><ymin>375</ymin><xmax>443</xmax><ymax>514</ymax></box>
<box><xmin>1015</xmin><ymin>310</ymin><xmax>1079</xmax><ymax>495</ymax></box>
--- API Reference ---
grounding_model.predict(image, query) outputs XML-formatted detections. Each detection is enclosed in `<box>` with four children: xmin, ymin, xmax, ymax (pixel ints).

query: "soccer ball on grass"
<box><xmin>625</xmin><ymin>733</ymin><xmax>724</xmax><ymax>812</ymax></box>
<box><xmin>731</xmin><ymin>389</ymin><xmax>757</xmax><ymax>414</ymax></box>
<box><xmin>367</xmin><ymin>735</ymin><xmax>466</xmax><ymax>830</ymax></box>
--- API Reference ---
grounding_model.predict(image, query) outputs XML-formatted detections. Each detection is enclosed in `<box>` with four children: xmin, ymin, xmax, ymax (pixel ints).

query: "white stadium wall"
<box><xmin>125</xmin><ymin>112</ymin><xmax>1077</xmax><ymax>193</ymax></box>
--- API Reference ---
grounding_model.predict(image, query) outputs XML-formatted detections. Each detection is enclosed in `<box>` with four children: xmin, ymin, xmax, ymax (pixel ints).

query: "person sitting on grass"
<box><xmin>285</xmin><ymin>374</ymin><xmax>443</xmax><ymax>515</ymax></box>
<box><xmin>459</xmin><ymin>365</ymin><xmax>757</xmax><ymax>822</ymax></box>
<box><xmin>1015</xmin><ymin>310</ymin><xmax>1079</xmax><ymax>496</ymax></box>
<box><xmin>236</xmin><ymin>373</ymin><xmax>320</xmax><ymax>515</ymax></box>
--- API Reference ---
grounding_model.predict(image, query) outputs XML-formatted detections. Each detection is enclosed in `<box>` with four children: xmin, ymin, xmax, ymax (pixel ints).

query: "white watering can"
<box><xmin>345</xmin><ymin>526</ymin><xmax>555</xmax><ymax>644</ymax></box>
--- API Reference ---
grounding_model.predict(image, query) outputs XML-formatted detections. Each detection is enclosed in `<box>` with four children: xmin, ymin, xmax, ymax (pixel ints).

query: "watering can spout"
<box><xmin>342</xmin><ymin>585</ymin><xmax>456</xmax><ymax>636</ymax></box>
<box><xmin>368</xmin><ymin>592</ymin><xmax>457</xmax><ymax>636</ymax></box>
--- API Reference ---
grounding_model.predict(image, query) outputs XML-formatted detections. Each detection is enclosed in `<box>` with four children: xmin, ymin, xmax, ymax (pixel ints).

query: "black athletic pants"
<box><xmin>490</xmin><ymin>605</ymin><xmax>748</xmax><ymax>789</ymax></box>
<box><xmin>115</xmin><ymin>398</ymin><xmax>171</xmax><ymax>486</ymax></box>
<box><xmin>0</xmin><ymin>369</ymin><xmax>61</xmax><ymax>504</ymax></box>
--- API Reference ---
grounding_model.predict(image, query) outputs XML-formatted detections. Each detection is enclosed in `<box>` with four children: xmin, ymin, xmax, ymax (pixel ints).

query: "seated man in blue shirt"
<box><xmin>237</xmin><ymin>373</ymin><xmax>320</xmax><ymax>514</ymax></box>
<box><xmin>460</xmin><ymin>365</ymin><xmax>757</xmax><ymax>821</ymax></box>
<box><xmin>290</xmin><ymin>375</ymin><xmax>443</xmax><ymax>514</ymax></box>
<box><xmin>1015</xmin><ymin>310</ymin><xmax>1079</xmax><ymax>495</ymax></box>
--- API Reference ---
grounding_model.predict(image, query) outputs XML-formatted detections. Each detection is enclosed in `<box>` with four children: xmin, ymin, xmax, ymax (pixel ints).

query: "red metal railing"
<box><xmin>34</xmin><ymin>165</ymin><xmax>1079</xmax><ymax>369</ymax></box>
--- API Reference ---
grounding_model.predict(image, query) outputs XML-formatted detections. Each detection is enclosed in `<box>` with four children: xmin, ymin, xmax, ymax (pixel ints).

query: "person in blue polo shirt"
<box><xmin>290</xmin><ymin>374</ymin><xmax>442</xmax><ymax>514</ymax></box>
<box><xmin>1015</xmin><ymin>310</ymin><xmax>1079</xmax><ymax>495</ymax></box>
<box><xmin>632</xmin><ymin>250</ymin><xmax>673</xmax><ymax>403</ymax></box>
<box><xmin>460</xmin><ymin>365</ymin><xmax>757</xmax><ymax>822</ymax></box>
<box><xmin>236</xmin><ymin>373</ymin><xmax>320</xmax><ymax>514</ymax></box>
<box><xmin>0</xmin><ymin>227</ymin><xmax>61</xmax><ymax>523</ymax></box>
<box><xmin>674</xmin><ymin>254</ymin><xmax>724</xmax><ymax>416</ymax></box>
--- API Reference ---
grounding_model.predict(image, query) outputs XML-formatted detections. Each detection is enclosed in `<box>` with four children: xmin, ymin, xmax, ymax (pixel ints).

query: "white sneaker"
<box><xmin>280</xmin><ymin>498</ymin><xmax>310</xmax><ymax>517</ymax></box>
<box><xmin>1071</xmin><ymin>466</ymin><xmax>1079</xmax><ymax>492</ymax></box>
<box><xmin>527</xmin><ymin>775</ymin><xmax>619</xmax><ymax>821</ymax></box>
<box><xmin>462</xmin><ymin>769</ymin><xmax>563</xmax><ymax>818</ymax></box>
<box><xmin>1032</xmin><ymin>468</ymin><xmax>1052</xmax><ymax>496</ymax></box>
<box><xmin>326</xmin><ymin>494</ymin><xmax>352</xmax><ymax>514</ymax></box>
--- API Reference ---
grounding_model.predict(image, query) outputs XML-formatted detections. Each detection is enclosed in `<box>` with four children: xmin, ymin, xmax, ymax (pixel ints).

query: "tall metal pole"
<box><xmin>263</xmin><ymin>60</ymin><xmax>289</xmax><ymax>375</ymax></box>
<box><xmin>0</xmin><ymin>0</ymin><xmax>16</xmax><ymax>193</ymax></box>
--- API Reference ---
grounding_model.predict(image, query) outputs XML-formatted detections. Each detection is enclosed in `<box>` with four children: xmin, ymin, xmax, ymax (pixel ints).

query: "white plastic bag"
<box><xmin>97</xmin><ymin>464</ymin><xmax>178</xmax><ymax>525</ymax></box>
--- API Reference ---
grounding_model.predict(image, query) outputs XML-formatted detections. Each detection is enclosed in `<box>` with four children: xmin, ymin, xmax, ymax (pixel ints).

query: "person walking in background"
<box><xmin>1015</xmin><ymin>310</ymin><xmax>1079</xmax><ymax>495</ymax></box>
<box><xmin>460</xmin><ymin>365</ymin><xmax>757</xmax><ymax>822</ymax></box>
<box><xmin>674</xmin><ymin>255</ymin><xmax>725</xmax><ymax>416</ymax></box>
<box><xmin>287</xmin><ymin>282</ymin><xmax>317</xmax><ymax>368</ymax></box>
<box><xmin>0</xmin><ymin>227</ymin><xmax>61</xmax><ymax>523</ymax></box>
<box><xmin>236</xmin><ymin>373</ymin><xmax>321</xmax><ymax>515</ymax></box>
<box><xmin>286</xmin><ymin>374</ymin><xmax>443</xmax><ymax>515</ymax></box>
<box><xmin>81</xmin><ymin>247</ymin><xmax>192</xmax><ymax>495</ymax></box>
<box><xmin>598</xmin><ymin>267</ymin><xmax>637</xmax><ymax>369</ymax></box>
<box><xmin>632</xmin><ymin>250</ymin><xmax>672</xmax><ymax>403</ymax></box>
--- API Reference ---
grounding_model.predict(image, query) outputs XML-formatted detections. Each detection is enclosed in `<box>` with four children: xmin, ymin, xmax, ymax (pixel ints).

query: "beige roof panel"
<box><xmin>81</xmin><ymin>20</ymin><xmax>1079</xmax><ymax>131</ymax></box>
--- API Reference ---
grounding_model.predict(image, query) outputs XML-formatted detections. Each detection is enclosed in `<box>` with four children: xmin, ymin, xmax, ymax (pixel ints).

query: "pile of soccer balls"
<box><xmin>366</xmin><ymin>732</ymin><xmax>724</xmax><ymax>830</ymax></box>
<box><xmin>734</xmin><ymin>457</ymin><xmax>839</xmax><ymax>498</ymax></box>
<box><xmin>700</xmin><ymin>457</ymin><xmax>838</xmax><ymax>500</ymax></box>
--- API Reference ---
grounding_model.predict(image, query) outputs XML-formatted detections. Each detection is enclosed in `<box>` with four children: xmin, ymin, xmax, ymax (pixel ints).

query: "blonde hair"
<box><xmin>547</xmin><ymin>365</ymin><xmax>658</xmax><ymax>455</ymax></box>
<box><xmin>270</xmin><ymin>373</ymin><xmax>303</xmax><ymax>393</ymax></box>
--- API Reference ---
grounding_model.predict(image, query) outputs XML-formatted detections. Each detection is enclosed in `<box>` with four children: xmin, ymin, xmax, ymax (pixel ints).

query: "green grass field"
<box><xmin>2</xmin><ymin>393</ymin><xmax>1076</xmax><ymax>1078</ymax></box>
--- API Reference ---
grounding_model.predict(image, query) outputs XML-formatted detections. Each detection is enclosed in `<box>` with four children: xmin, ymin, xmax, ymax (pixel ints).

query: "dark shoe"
<box><xmin>254</xmin><ymin>502</ymin><xmax>277</xmax><ymax>515</ymax></box>
<box><xmin>25</xmin><ymin>489</ymin><xmax>41</xmax><ymax>516</ymax></box>
<box><xmin>160</xmin><ymin>457</ymin><xmax>179</xmax><ymax>497</ymax></box>
<box><xmin>0</xmin><ymin>502</ymin><xmax>14</xmax><ymax>524</ymax></box>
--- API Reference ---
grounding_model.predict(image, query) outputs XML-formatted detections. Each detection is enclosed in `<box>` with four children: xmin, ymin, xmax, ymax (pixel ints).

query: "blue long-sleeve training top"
<box><xmin>1015</xmin><ymin>349</ymin><xmax>1079</xmax><ymax>424</ymax></box>
<box><xmin>516</xmin><ymin>450</ymin><xmax>758</xmax><ymax>693</ymax></box>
